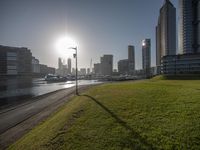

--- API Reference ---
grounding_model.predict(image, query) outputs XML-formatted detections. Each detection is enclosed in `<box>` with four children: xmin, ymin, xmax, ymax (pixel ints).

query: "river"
<box><xmin>0</xmin><ymin>78</ymin><xmax>101</xmax><ymax>108</ymax></box>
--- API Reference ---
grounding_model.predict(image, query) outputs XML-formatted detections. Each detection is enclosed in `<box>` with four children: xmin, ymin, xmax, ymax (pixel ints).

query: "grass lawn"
<box><xmin>9</xmin><ymin>77</ymin><xmax>200</xmax><ymax>149</ymax></box>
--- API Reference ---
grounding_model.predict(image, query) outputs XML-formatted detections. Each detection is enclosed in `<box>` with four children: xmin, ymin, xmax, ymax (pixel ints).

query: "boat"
<box><xmin>44</xmin><ymin>74</ymin><xmax>67</xmax><ymax>82</ymax></box>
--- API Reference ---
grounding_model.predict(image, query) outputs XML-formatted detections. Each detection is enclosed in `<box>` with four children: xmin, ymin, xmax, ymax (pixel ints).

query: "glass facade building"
<box><xmin>162</xmin><ymin>54</ymin><xmax>200</xmax><ymax>74</ymax></box>
<box><xmin>142</xmin><ymin>39</ymin><xmax>151</xmax><ymax>78</ymax></box>
<box><xmin>156</xmin><ymin>0</ymin><xmax>176</xmax><ymax>66</ymax></box>
<box><xmin>179</xmin><ymin>0</ymin><xmax>200</xmax><ymax>54</ymax></box>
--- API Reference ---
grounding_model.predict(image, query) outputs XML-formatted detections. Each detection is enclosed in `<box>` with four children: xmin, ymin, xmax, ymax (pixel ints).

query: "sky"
<box><xmin>0</xmin><ymin>0</ymin><xmax>178</xmax><ymax>70</ymax></box>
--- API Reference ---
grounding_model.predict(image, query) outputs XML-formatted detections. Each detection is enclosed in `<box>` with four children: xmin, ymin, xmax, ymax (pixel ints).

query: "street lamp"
<box><xmin>68</xmin><ymin>47</ymin><xmax>78</xmax><ymax>95</ymax></box>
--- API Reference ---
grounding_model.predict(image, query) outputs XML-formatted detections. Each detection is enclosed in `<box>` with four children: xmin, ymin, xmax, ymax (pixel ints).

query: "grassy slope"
<box><xmin>9</xmin><ymin>78</ymin><xmax>200</xmax><ymax>150</ymax></box>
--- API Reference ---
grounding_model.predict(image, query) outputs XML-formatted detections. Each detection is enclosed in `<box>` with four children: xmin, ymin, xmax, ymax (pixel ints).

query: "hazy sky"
<box><xmin>0</xmin><ymin>0</ymin><xmax>178</xmax><ymax>69</ymax></box>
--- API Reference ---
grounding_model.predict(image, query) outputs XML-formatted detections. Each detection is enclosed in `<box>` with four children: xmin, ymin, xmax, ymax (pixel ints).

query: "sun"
<box><xmin>55</xmin><ymin>35</ymin><xmax>77</xmax><ymax>56</ymax></box>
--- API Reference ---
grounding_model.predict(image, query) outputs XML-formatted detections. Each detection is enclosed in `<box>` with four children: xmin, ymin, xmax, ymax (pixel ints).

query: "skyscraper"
<box><xmin>156</xmin><ymin>0</ymin><xmax>176</xmax><ymax>66</ymax></box>
<box><xmin>87</xmin><ymin>68</ymin><xmax>90</xmax><ymax>75</ymax></box>
<box><xmin>118</xmin><ymin>59</ymin><xmax>129</xmax><ymax>74</ymax></box>
<box><xmin>94</xmin><ymin>63</ymin><xmax>101</xmax><ymax>75</ymax></box>
<box><xmin>128</xmin><ymin>45</ymin><xmax>135</xmax><ymax>73</ymax></box>
<box><xmin>179</xmin><ymin>0</ymin><xmax>200</xmax><ymax>54</ymax></box>
<box><xmin>100</xmin><ymin>55</ymin><xmax>113</xmax><ymax>76</ymax></box>
<box><xmin>58</xmin><ymin>57</ymin><xmax>62</xmax><ymax>70</ymax></box>
<box><xmin>142</xmin><ymin>39</ymin><xmax>151</xmax><ymax>77</ymax></box>
<box><xmin>67</xmin><ymin>58</ymin><xmax>71</xmax><ymax>74</ymax></box>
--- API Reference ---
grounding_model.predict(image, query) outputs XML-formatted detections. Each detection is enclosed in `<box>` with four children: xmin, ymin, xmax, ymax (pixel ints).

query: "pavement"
<box><xmin>0</xmin><ymin>85</ymin><xmax>94</xmax><ymax>149</ymax></box>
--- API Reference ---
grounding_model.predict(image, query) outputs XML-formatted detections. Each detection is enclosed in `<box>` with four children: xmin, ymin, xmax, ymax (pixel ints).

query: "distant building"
<box><xmin>39</xmin><ymin>64</ymin><xmax>55</xmax><ymax>76</ymax></box>
<box><xmin>0</xmin><ymin>45</ymin><xmax>32</xmax><ymax>76</ymax></box>
<box><xmin>117</xmin><ymin>45</ymin><xmax>135</xmax><ymax>75</ymax></box>
<box><xmin>178</xmin><ymin>0</ymin><xmax>200</xmax><ymax>54</ymax></box>
<box><xmin>67</xmin><ymin>58</ymin><xmax>71</xmax><ymax>74</ymax></box>
<box><xmin>156</xmin><ymin>0</ymin><xmax>176</xmax><ymax>66</ymax></box>
<box><xmin>48</xmin><ymin>67</ymin><xmax>55</xmax><ymax>74</ymax></box>
<box><xmin>118</xmin><ymin>59</ymin><xmax>129</xmax><ymax>75</ymax></box>
<box><xmin>39</xmin><ymin>64</ymin><xmax>48</xmax><ymax>76</ymax></box>
<box><xmin>128</xmin><ymin>45</ymin><xmax>135</xmax><ymax>73</ymax></box>
<box><xmin>100</xmin><ymin>55</ymin><xmax>113</xmax><ymax>76</ymax></box>
<box><xmin>58</xmin><ymin>57</ymin><xmax>63</xmax><ymax>69</ymax></box>
<box><xmin>87</xmin><ymin>68</ymin><xmax>90</xmax><ymax>74</ymax></box>
<box><xmin>57</xmin><ymin>57</ymin><xmax>72</xmax><ymax>76</ymax></box>
<box><xmin>63</xmin><ymin>65</ymin><xmax>68</xmax><ymax>75</ymax></box>
<box><xmin>113</xmin><ymin>69</ymin><xmax>118</xmax><ymax>73</ymax></box>
<box><xmin>32</xmin><ymin>57</ymin><xmax>40</xmax><ymax>74</ymax></box>
<box><xmin>57</xmin><ymin>57</ymin><xmax>63</xmax><ymax>76</ymax></box>
<box><xmin>94</xmin><ymin>63</ymin><xmax>101</xmax><ymax>75</ymax></box>
<box><xmin>162</xmin><ymin>54</ymin><xmax>200</xmax><ymax>74</ymax></box>
<box><xmin>92</xmin><ymin>68</ymin><xmax>94</xmax><ymax>74</ymax></box>
<box><xmin>80</xmin><ymin>68</ymin><xmax>86</xmax><ymax>75</ymax></box>
<box><xmin>142</xmin><ymin>39</ymin><xmax>151</xmax><ymax>78</ymax></box>
<box><xmin>72</xmin><ymin>68</ymin><xmax>76</xmax><ymax>75</ymax></box>
<box><xmin>58</xmin><ymin>57</ymin><xmax>62</xmax><ymax>70</ymax></box>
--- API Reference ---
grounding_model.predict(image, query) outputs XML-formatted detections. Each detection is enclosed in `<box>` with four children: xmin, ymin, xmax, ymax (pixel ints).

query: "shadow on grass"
<box><xmin>81</xmin><ymin>94</ymin><xmax>154</xmax><ymax>149</ymax></box>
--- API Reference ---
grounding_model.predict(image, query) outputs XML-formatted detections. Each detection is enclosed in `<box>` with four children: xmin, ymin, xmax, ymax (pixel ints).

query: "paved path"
<box><xmin>0</xmin><ymin>85</ymin><xmax>93</xmax><ymax>149</ymax></box>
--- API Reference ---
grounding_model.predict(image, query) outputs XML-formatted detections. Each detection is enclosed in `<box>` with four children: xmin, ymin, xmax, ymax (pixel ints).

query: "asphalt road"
<box><xmin>0</xmin><ymin>85</ymin><xmax>93</xmax><ymax>149</ymax></box>
<box><xmin>0</xmin><ymin>89</ymin><xmax>71</xmax><ymax>133</ymax></box>
<box><xmin>0</xmin><ymin>80</ymin><xmax>142</xmax><ymax>149</ymax></box>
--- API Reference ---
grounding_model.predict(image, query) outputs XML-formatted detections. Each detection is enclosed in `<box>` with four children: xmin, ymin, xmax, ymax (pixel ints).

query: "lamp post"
<box><xmin>69</xmin><ymin>47</ymin><xmax>78</xmax><ymax>95</ymax></box>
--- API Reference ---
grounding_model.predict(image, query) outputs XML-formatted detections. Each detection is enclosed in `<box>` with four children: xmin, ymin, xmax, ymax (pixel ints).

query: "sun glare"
<box><xmin>142</xmin><ymin>41</ymin><xmax>146</xmax><ymax>46</ymax></box>
<box><xmin>55</xmin><ymin>36</ymin><xmax>77</xmax><ymax>56</ymax></box>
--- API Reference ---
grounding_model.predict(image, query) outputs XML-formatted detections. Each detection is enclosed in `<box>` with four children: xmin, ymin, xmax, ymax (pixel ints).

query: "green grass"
<box><xmin>9</xmin><ymin>78</ymin><xmax>200</xmax><ymax>150</ymax></box>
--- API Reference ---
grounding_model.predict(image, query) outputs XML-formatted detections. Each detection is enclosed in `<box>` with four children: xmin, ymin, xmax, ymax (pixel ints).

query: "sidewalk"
<box><xmin>0</xmin><ymin>85</ymin><xmax>94</xmax><ymax>149</ymax></box>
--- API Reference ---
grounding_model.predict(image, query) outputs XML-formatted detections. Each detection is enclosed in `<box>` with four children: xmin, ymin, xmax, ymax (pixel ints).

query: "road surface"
<box><xmin>0</xmin><ymin>85</ymin><xmax>95</xmax><ymax>149</ymax></box>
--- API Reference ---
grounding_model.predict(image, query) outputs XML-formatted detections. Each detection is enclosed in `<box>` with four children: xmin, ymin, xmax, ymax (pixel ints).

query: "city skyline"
<box><xmin>0</xmin><ymin>0</ymin><xmax>179</xmax><ymax>69</ymax></box>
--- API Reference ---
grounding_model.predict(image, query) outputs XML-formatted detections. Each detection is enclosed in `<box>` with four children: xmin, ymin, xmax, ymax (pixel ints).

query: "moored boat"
<box><xmin>44</xmin><ymin>74</ymin><xmax>67</xmax><ymax>82</ymax></box>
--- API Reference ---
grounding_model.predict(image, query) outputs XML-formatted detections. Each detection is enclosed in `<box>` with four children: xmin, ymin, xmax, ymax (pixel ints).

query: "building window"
<box><xmin>7</xmin><ymin>57</ymin><xmax>17</xmax><ymax>61</ymax></box>
<box><xmin>7</xmin><ymin>52</ymin><xmax>17</xmax><ymax>57</ymax></box>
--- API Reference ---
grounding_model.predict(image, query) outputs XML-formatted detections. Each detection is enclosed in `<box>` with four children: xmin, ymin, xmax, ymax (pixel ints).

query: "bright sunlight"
<box><xmin>55</xmin><ymin>35</ymin><xmax>77</xmax><ymax>56</ymax></box>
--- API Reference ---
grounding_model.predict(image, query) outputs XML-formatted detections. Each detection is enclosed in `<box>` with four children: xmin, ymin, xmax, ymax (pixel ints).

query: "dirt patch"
<box><xmin>43</xmin><ymin>109</ymin><xmax>84</xmax><ymax>148</ymax></box>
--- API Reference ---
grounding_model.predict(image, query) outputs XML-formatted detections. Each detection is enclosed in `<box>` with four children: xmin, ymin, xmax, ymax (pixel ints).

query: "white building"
<box><xmin>32</xmin><ymin>57</ymin><xmax>40</xmax><ymax>74</ymax></box>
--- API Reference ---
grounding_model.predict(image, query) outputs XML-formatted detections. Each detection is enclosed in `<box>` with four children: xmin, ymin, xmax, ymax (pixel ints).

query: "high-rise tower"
<box><xmin>128</xmin><ymin>45</ymin><xmax>135</xmax><ymax>73</ymax></box>
<box><xmin>58</xmin><ymin>57</ymin><xmax>62</xmax><ymax>69</ymax></box>
<box><xmin>179</xmin><ymin>0</ymin><xmax>200</xmax><ymax>54</ymax></box>
<box><xmin>67</xmin><ymin>58</ymin><xmax>71</xmax><ymax>74</ymax></box>
<box><xmin>142</xmin><ymin>39</ymin><xmax>151</xmax><ymax>78</ymax></box>
<box><xmin>100</xmin><ymin>55</ymin><xmax>113</xmax><ymax>76</ymax></box>
<box><xmin>156</xmin><ymin>0</ymin><xmax>176</xmax><ymax>66</ymax></box>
